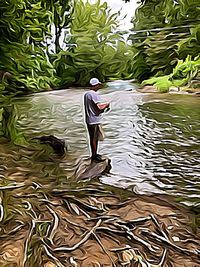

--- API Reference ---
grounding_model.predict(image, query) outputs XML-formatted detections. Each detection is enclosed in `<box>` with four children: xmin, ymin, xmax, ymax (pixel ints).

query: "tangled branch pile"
<box><xmin>0</xmin><ymin>180</ymin><xmax>199</xmax><ymax>267</ymax></box>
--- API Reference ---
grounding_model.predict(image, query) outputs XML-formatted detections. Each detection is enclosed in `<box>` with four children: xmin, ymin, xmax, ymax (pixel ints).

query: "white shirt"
<box><xmin>84</xmin><ymin>90</ymin><xmax>102</xmax><ymax>125</ymax></box>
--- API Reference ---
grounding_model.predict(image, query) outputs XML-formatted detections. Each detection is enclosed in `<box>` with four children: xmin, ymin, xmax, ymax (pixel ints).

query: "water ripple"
<box><xmin>13</xmin><ymin>82</ymin><xmax>200</xmax><ymax>205</ymax></box>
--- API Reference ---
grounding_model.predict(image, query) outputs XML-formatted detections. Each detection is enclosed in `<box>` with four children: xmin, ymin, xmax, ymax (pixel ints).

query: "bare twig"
<box><xmin>135</xmin><ymin>248</ymin><xmax>168</xmax><ymax>267</ymax></box>
<box><xmin>125</xmin><ymin>216</ymin><xmax>152</xmax><ymax>226</ymax></box>
<box><xmin>23</xmin><ymin>220</ymin><xmax>36</xmax><ymax>266</ymax></box>
<box><xmin>42</xmin><ymin>219</ymin><xmax>102</xmax><ymax>252</ymax></box>
<box><xmin>47</xmin><ymin>206</ymin><xmax>59</xmax><ymax>244</ymax></box>
<box><xmin>0</xmin><ymin>196</ymin><xmax>4</xmax><ymax>222</ymax></box>
<box><xmin>157</xmin><ymin>249</ymin><xmax>167</xmax><ymax>267</ymax></box>
<box><xmin>97</xmin><ymin>226</ymin><xmax>127</xmax><ymax>235</ymax></box>
<box><xmin>150</xmin><ymin>214</ymin><xmax>169</xmax><ymax>240</ymax></box>
<box><xmin>88</xmin><ymin>215</ymin><xmax>151</xmax><ymax>228</ymax></box>
<box><xmin>64</xmin><ymin>197</ymin><xmax>105</xmax><ymax>213</ymax></box>
<box><xmin>116</xmin><ymin>224</ymin><xmax>158</xmax><ymax>253</ymax></box>
<box><xmin>43</xmin><ymin>244</ymin><xmax>65</xmax><ymax>267</ymax></box>
<box><xmin>0</xmin><ymin>182</ymin><xmax>26</xmax><ymax>190</ymax></box>
<box><xmin>8</xmin><ymin>222</ymin><xmax>25</xmax><ymax>235</ymax></box>
<box><xmin>142</xmin><ymin>229</ymin><xmax>199</xmax><ymax>257</ymax></box>
<box><xmin>92</xmin><ymin>232</ymin><xmax>117</xmax><ymax>267</ymax></box>
<box><xmin>87</xmin><ymin>215</ymin><xmax>121</xmax><ymax>221</ymax></box>
<box><xmin>110</xmin><ymin>245</ymin><xmax>132</xmax><ymax>252</ymax></box>
<box><xmin>62</xmin><ymin>217</ymin><xmax>86</xmax><ymax>230</ymax></box>
<box><xmin>77</xmin><ymin>206</ymin><xmax>91</xmax><ymax>218</ymax></box>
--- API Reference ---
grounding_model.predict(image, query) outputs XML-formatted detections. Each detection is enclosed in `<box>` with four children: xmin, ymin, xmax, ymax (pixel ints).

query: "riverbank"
<box><xmin>0</xmin><ymin>82</ymin><xmax>199</xmax><ymax>266</ymax></box>
<box><xmin>0</xmin><ymin>141</ymin><xmax>199</xmax><ymax>266</ymax></box>
<box><xmin>137</xmin><ymin>85</ymin><xmax>200</xmax><ymax>95</ymax></box>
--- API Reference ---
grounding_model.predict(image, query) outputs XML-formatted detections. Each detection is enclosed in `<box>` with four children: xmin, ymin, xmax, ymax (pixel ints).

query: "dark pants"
<box><xmin>87</xmin><ymin>124</ymin><xmax>101</xmax><ymax>157</ymax></box>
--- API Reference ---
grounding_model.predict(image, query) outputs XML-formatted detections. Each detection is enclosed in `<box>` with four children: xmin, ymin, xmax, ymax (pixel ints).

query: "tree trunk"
<box><xmin>1</xmin><ymin>103</ymin><xmax>26</xmax><ymax>145</ymax></box>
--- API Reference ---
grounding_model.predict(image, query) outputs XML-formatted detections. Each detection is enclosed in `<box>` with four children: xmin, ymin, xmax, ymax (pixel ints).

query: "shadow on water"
<box><xmin>1</xmin><ymin>81</ymin><xmax>199</xmax><ymax>206</ymax></box>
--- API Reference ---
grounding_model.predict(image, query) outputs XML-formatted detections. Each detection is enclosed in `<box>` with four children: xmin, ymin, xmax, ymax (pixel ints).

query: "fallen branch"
<box><xmin>97</xmin><ymin>226</ymin><xmax>127</xmax><ymax>235</ymax></box>
<box><xmin>62</xmin><ymin>217</ymin><xmax>86</xmax><ymax>230</ymax></box>
<box><xmin>88</xmin><ymin>215</ymin><xmax>151</xmax><ymax>228</ymax></box>
<box><xmin>46</xmin><ymin>206</ymin><xmax>59</xmax><ymax>244</ymax></box>
<box><xmin>7</xmin><ymin>222</ymin><xmax>25</xmax><ymax>236</ymax></box>
<box><xmin>156</xmin><ymin>249</ymin><xmax>167</xmax><ymax>267</ymax></box>
<box><xmin>110</xmin><ymin>245</ymin><xmax>132</xmax><ymax>252</ymax></box>
<box><xmin>116</xmin><ymin>224</ymin><xmax>158</xmax><ymax>253</ymax></box>
<box><xmin>125</xmin><ymin>216</ymin><xmax>152</xmax><ymax>226</ymax></box>
<box><xmin>43</xmin><ymin>244</ymin><xmax>65</xmax><ymax>267</ymax></box>
<box><xmin>87</xmin><ymin>215</ymin><xmax>121</xmax><ymax>222</ymax></box>
<box><xmin>150</xmin><ymin>214</ymin><xmax>169</xmax><ymax>240</ymax></box>
<box><xmin>64</xmin><ymin>197</ymin><xmax>105</xmax><ymax>213</ymax></box>
<box><xmin>23</xmin><ymin>220</ymin><xmax>36</xmax><ymax>267</ymax></box>
<box><xmin>141</xmin><ymin>229</ymin><xmax>199</xmax><ymax>258</ymax></box>
<box><xmin>42</xmin><ymin>219</ymin><xmax>102</xmax><ymax>252</ymax></box>
<box><xmin>0</xmin><ymin>182</ymin><xmax>26</xmax><ymax>190</ymax></box>
<box><xmin>92</xmin><ymin>232</ymin><xmax>117</xmax><ymax>267</ymax></box>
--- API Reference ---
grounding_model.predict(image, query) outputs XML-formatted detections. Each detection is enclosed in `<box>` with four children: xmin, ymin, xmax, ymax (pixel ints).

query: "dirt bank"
<box><xmin>0</xmin><ymin>141</ymin><xmax>199</xmax><ymax>267</ymax></box>
<box><xmin>0</xmin><ymin>178</ymin><xmax>199</xmax><ymax>267</ymax></box>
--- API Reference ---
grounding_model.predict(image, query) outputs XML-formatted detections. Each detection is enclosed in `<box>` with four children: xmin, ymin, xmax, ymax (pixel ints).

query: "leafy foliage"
<box><xmin>142</xmin><ymin>56</ymin><xmax>200</xmax><ymax>92</ymax></box>
<box><xmin>129</xmin><ymin>0</ymin><xmax>200</xmax><ymax>86</ymax></box>
<box><xmin>0</xmin><ymin>0</ymin><xmax>73</xmax><ymax>143</ymax></box>
<box><xmin>54</xmin><ymin>0</ymin><xmax>134</xmax><ymax>86</ymax></box>
<box><xmin>0</xmin><ymin>0</ymin><xmax>72</xmax><ymax>94</ymax></box>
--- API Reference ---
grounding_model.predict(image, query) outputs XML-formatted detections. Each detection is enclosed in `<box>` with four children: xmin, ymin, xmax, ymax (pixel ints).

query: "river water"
<box><xmin>14</xmin><ymin>81</ymin><xmax>200</xmax><ymax>206</ymax></box>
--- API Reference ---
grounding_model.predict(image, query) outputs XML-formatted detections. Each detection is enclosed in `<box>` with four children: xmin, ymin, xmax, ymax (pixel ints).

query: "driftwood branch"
<box><xmin>43</xmin><ymin>244</ymin><xmax>65</xmax><ymax>267</ymax></box>
<box><xmin>92</xmin><ymin>232</ymin><xmax>117</xmax><ymax>267</ymax></box>
<box><xmin>47</xmin><ymin>206</ymin><xmax>59</xmax><ymax>244</ymax></box>
<box><xmin>23</xmin><ymin>220</ymin><xmax>36</xmax><ymax>266</ymax></box>
<box><xmin>42</xmin><ymin>219</ymin><xmax>102</xmax><ymax>252</ymax></box>
<box><xmin>0</xmin><ymin>183</ymin><xmax>26</xmax><ymax>191</ymax></box>
<box><xmin>141</xmin><ymin>229</ymin><xmax>199</xmax><ymax>257</ymax></box>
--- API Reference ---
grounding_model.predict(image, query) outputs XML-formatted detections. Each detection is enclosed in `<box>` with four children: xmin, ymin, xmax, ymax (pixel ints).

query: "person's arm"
<box><xmin>90</xmin><ymin>92</ymin><xmax>110</xmax><ymax>112</ymax></box>
<box><xmin>97</xmin><ymin>102</ymin><xmax>110</xmax><ymax>111</ymax></box>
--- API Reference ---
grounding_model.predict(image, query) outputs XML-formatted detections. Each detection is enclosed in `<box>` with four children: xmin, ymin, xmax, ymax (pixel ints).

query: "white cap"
<box><xmin>89</xmin><ymin>78</ymin><xmax>101</xmax><ymax>86</ymax></box>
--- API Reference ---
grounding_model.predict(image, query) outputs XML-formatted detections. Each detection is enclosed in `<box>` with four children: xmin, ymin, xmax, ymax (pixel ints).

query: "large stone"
<box><xmin>32</xmin><ymin>135</ymin><xmax>67</xmax><ymax>156</ymax></box>
<box><xmin>169</xmin><ymin>86</ymin><xmax>180</xmax><ymax>92</ymax></box>
<box><xmin>137</xmin><ymin>85</ymin><xmax>159</xmax><ymax>93</ymax></box>
<box><xmin>75</xmin><ymin>157</ymin><xmax>111</xmax><ymax>180</ymax></box>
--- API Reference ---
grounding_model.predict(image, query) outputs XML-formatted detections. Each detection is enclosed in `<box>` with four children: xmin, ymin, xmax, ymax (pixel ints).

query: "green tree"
<box><xmin>128</xmin><ymin>0</ymin><xmax>200</xmax><ymax>82</ymax></box>
<box><xmin>0</xmin><ymin>0</ymin><xmax>72</xmax><ymax>143</ymax></box>
<box><xmin>0</xmin><ymin>0</ymin><xmax>74</xmax><ymax>93</ymax></box>
<box><xmin>54</xmin><ymin>0</ymin><xmax>134</xmax><ymax>86</ymax></box>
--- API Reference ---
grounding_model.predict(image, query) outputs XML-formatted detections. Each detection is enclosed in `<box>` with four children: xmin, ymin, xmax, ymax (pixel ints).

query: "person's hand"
<box><xmin>105</xmin><ymin>102</ymin><xmax>110</xmax><ymax>112</ymax></box>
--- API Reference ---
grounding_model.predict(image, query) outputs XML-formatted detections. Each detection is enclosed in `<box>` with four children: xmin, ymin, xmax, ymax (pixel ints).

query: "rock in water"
<box><xmin>33</xmin><ymin>135</ymin><xmax>67</xmax><ymax>156</ymax></box>
<box><xmin>75</xmin><ymin>157</ymin><xmax>111</xmax><ymax>180</ymax></box>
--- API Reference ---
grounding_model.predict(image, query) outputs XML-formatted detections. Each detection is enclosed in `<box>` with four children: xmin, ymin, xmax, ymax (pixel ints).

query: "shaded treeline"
<box><xmin>0</xmin><ymin>0</ymin><xmax>200</xmax><ymax>94</ymax></box>
<box><xmin>128</xmin><ymin>0</ymin><xmax>200</xmax><ymax>91</ymax></box>
<box><xmin>0</xmin><ymin>0</ymin><xmax>134</xmax><ymax>94</ymax></box>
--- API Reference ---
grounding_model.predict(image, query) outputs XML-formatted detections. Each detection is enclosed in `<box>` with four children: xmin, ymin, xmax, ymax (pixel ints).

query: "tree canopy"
<box><xmin>53</xmin><ymin>0</ymin><xmax>134</xmax><ymax>86</ymax></box>
<box><xmin>0</xmin><ymin>0</ymin><xmax>200</xmax><ymax>94</ymax></box>
<box><xmin>128</xmin><ymin>0</ymin><xmax>200</xmax><ymax>90</ymax></box>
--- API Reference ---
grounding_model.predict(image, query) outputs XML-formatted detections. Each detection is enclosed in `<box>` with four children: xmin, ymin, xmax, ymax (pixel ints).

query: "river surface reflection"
<box><xmin>16</xmin><ymin>81</ymin><xmax>200</xmax><ymax>205</ymax></box>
